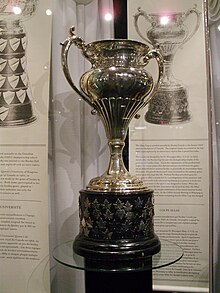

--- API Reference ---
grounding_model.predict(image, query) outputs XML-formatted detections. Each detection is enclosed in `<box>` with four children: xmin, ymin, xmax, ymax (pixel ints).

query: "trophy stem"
<box><xmin>162</xmin><ymin>56</ymin><xmax>176</xmax><ymax>86</ymax></box>
<box><xmin>107</xmin><ymin>139</ymin><xmax>128</xmax><ymax>176</ymax></box>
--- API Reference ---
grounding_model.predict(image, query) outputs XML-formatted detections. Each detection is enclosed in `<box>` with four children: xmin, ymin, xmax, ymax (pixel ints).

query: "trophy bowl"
<box><xmin>134</xmin><ymin>5</ymin><xmax>201</xmax><ymax>124</ymax></box>
<box><xmin>61</xmin><ymin>27</ymin><xmax>163</xmax><ymax>260</ymax></box>
<box><xmin>0</xmin><ymin>0</ymin><xmax>38</xmax><ymax>126</ymax></box>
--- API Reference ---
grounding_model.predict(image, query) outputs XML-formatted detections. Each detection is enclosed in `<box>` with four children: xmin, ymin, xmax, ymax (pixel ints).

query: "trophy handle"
<box><xmin>141</xmin><ymin>48</ymin><xmax>164</xmax><ymax>106</ymax></box>
<box><xmin>60</xmin><ymin>27</ymin><xmax>95</xmax><ymax>108</ymax></box>
<box><xmin>134</xmin><ymin>7</ymin><xmax>153</xmax><ymax>45</ymax></box>
<box><xmin>181</xmin><ymin>5</ymin><xmax>201</xmax><ymax>46</ymax></box>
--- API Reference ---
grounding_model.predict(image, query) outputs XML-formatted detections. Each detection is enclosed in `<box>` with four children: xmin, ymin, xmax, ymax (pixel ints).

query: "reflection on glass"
<box><xmin>104</xmin><ymin>12</ymin><xmax>113</xmax><ymax>21</ymax></box>
<box><xmin>160</xmin><ymin>16</ymin><xmax>169</xmax><ymax>25</ymax></box>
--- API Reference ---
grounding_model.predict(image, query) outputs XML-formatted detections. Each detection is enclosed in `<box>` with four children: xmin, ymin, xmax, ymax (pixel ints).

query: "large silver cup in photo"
<box><xmin>61</xmin><ymin>28</ymin><xmax>163</xmax><ymax>260</ymax></box>
<box><xmin>134</xmin><ymin>5</ymin><xmax>200</xmax><ymax>124</ymax></box>
<box><xmin>0</xmin><ymin>0</ymin><xmax>38</xmax><ymax>126</ymax></box>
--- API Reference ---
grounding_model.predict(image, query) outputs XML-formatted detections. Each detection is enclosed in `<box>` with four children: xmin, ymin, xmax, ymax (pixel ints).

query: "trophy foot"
<box><xmin>73</xmin><ymin>189</ymin><xmax>160</xmax><ymax>260</ymax></box>
<box><xmin>145</xmin><ymin>87</ymin><xmax>191</xmax><ymax>125</ymax></box>
<box><xmin>87</xmin><ymin>173</ymin><xmax>151</xmax><ymax>193</ymax></box>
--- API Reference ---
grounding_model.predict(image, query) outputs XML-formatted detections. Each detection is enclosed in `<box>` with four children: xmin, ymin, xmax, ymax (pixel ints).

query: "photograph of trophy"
<box><xmin>61</xmin><ymin>27</ymin><xmax>163</xmax><ymax>260</ymax></box>
<box><xmin>134</xmin><ymin>5</ymin><xmax>201</xmax><ymax>124</ymax></box>
<box><xmin>0</xmin><ymin>0</ymin><xmax>38</xmax><ymax>126</ymax></box>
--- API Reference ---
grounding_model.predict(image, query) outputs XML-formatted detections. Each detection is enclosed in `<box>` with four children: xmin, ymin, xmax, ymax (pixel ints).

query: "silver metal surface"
<box><xmin>61</xmin><ymin>27</ymin><xmax>163</xmax><ymax>192</ymax></box>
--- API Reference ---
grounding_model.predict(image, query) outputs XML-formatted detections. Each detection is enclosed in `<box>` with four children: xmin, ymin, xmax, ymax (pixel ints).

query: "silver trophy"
<box><xmin>0</xmin><ymin>0</ymin><xmax>38</xmax><ymax>126</ymax></box>
<box><xmin>61</xmin><ymin>27</ymin><xmax>163</xmax><ymax>260</ymax></box>
<box><xmin>134</xmin><ymin>5</ymin><xmax>200</xmax><ymax>124</ymax></box>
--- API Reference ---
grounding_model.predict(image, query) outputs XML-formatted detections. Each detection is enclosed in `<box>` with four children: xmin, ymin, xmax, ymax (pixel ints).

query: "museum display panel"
<box><xmin>128</xmin><ymin>0</ymin><xmax>211</xmax><ymax>292</ymax></box>
<box><xmin>0</xmin><ymin>0</ymin><xmax>52</xmax><ymax>292</ymax></box>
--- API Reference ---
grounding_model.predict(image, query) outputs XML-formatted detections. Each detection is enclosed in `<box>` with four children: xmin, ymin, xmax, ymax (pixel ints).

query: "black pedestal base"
<box><xmin>73</xmin><ymin>189</ymin><xmax>160</xmax><ymax>260</ymax></box>
<box><xmin>85</xmin><ymin>268</ymin><xmax>152</xmax><ymax>293</ymax></box>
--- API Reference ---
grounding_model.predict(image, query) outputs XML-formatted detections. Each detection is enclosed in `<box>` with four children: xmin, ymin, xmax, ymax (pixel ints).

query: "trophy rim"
<box><xmin>86</xmin><ymin>38</ymin><xmax>150</xmax><ymax>50</ymax></box>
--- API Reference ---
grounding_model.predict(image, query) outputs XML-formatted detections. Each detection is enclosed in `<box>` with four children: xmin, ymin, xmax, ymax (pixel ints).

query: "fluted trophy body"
<box><xmin>134</xmin><ymin>5</ymin><xmax>200</xmax><ymax>124</ymax></box>
<box><xmin>0</xmin><ymin>0</ymin><xmax>38</xmax><ymax>126</ymax></box>
<box><xmin>61</xmin><ymin>28</ymin><xmax>163</xmax><ymax>260</ymax></box>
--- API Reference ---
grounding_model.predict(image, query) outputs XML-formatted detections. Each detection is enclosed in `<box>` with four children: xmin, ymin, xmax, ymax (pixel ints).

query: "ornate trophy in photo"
<box><xmin>0</xmin><ymin>0</ymin><xmax>38</xmax><ymax>126</ymax></box>
<box><xmin>61</xmin><ymin>27</ymin><xmax>164</xmax><ymax>260</ymax></box>
<box><xmin>134</xmin><ymin>5</ymin><xmax>201</xmax><ymax>124</ymax></box>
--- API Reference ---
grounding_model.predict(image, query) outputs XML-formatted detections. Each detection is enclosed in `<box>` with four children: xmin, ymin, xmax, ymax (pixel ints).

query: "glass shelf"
<box><xmin>53</xmin><ymin>239</ymin><xmax>183</xmax><ymax>273</ymax></box>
